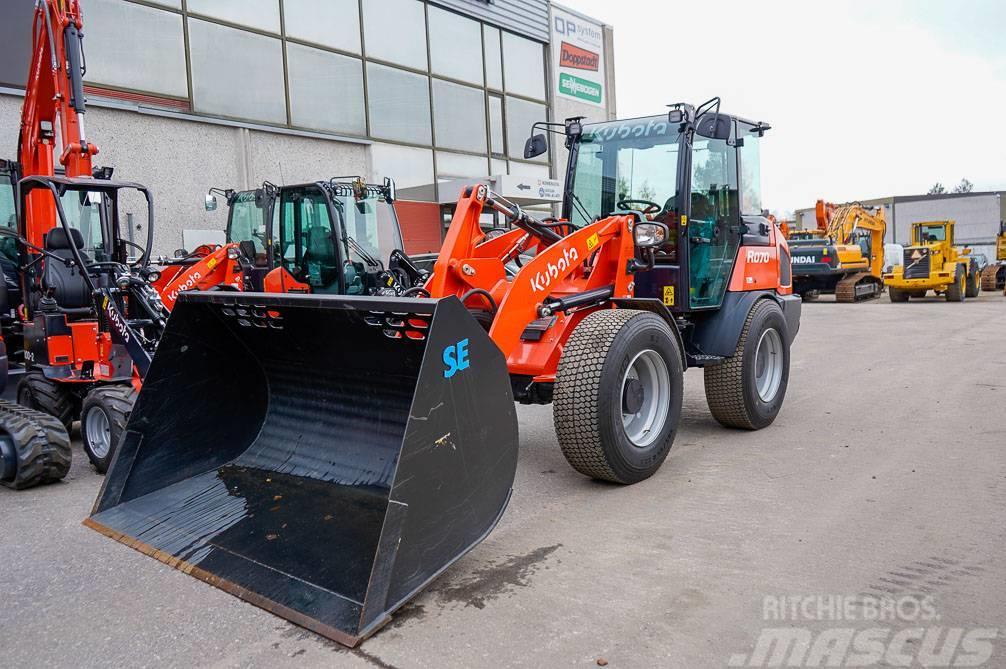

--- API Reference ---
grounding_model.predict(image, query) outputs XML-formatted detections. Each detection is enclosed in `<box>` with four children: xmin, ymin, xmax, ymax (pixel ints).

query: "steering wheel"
<box><xmin>617</xmin><ymin>199</ymin><xmax>661</xmax><ymax>215</ymax></box>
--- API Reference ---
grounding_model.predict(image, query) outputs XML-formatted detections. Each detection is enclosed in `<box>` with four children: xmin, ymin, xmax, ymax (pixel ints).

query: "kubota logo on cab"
<box><xmin>530</xmin><ymin>246</ymin><xmax>580</xmax><ymax>293</ymax></box>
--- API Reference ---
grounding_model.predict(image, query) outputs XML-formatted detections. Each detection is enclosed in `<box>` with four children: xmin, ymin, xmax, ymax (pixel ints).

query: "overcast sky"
<box><xmin>564</xmin><ymin>0</ymin><xmax>1006</xmax><ymax>216</ymax></box>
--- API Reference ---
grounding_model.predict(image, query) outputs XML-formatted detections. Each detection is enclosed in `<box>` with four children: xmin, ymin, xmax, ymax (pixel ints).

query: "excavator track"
<box><xmin>0</xmin><ymin>399</ymin><xmax>72</xmax><ymax>490</ymax></box>
<box><xmin>835</xmin><ymin>272</ymin><xmax>883</xmax><ymax>303</ymax></box>
<box><xmin>980</xmin><ymin>263</ymin><xmax>1004</xmax><ymax>291</ymax></box>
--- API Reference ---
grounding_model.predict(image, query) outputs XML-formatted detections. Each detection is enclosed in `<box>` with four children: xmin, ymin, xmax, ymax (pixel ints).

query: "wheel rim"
<box><xmin>754</xmin><ymin>328</ymin><xmax>784</xmax><ymax>402</ymax></box>
<box><xmin>85</xmin><ymin>407</ymin><xmax>112</xmax><ymax>460</ymax></box>
<box><xmin>620</xmin><ymin>349</ymin><xmax>671</xmax><ymax>447</ymax></box>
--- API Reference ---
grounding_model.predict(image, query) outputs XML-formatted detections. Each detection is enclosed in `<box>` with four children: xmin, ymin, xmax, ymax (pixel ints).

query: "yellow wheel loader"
<box><xmin>789</xmin><ymin>201</ymin><xmax>887</xmax><ymax>302</ymax></box>
<box><xmin>884</xmin><ymin>221</ymin><xmax>980</xmax><ymax>302</ymax></box>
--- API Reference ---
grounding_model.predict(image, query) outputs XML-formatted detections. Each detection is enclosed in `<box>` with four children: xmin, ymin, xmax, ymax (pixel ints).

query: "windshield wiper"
<box><xmin>568</xmin><ymin>191</ymin><xmax>593</xmax><ymax>226</ymax></box>
<box><xmin>344</xmin><ymin>235</ymin><xmax>383</xmax><ymax>269</ymax></box>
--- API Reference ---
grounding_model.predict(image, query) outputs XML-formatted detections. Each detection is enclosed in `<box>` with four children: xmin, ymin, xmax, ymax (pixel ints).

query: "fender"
<box><xmin>609</xmin><ymin>298</ymin><xmax>687</xmax><ymax>368</ymax></box>
<box><xmin>688</xmin><ymin>291</ymin><xmax>801</xmax><ymax>360</ymax></box>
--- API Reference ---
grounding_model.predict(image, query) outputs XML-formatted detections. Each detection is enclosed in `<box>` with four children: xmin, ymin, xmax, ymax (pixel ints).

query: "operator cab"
<box><xmin>527</xmin><ymin>98</ymin><xmax>771</xmax><ymax>312</ymax></box>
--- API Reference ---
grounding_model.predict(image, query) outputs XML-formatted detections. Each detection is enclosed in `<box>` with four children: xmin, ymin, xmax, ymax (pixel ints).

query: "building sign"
<box><xmin>551</xmin><ymin>6</ymin><xmax>605</xmax><ymax>107</ymax></box>
<box><xmin>495</xmin><ymin>175</ymin><xmax>563</xmax><ymax>203</ymax></box>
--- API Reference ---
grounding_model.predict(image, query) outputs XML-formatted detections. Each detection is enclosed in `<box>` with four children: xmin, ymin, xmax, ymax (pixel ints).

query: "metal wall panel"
<box><xmin>893</xmin><ymin>194</ymin><xmax>1002</xmax><ymax>250</ymax></box>
<box><xmin>429</xmin><ymin>0</ymin><xmax>550</xmax><ymax>43</ymax></box>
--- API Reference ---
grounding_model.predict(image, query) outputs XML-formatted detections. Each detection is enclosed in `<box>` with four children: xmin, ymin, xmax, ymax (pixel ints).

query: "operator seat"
<box><xmin>303</xmin><ymin>225</ymin><xmax>338</xmax><ymax>290</ymax></box>
<box><xmin>43</xmin><ymin>228</ymin><xmax>92</xmax><ymax>309</ymax></box>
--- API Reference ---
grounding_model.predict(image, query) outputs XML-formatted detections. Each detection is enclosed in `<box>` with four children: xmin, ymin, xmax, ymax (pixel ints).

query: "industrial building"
<box><xmin>0</xmin><ymin>0</ymin><xmax>615</xmax><ymax>255</ymax></box>
<box><xmin>795</xmin><ymin>191</ymin><xmax>1005</xmax><ymax>260</ymax></box>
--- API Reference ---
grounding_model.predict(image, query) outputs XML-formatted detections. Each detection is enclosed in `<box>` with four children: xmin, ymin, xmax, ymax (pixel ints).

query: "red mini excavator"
<box><xmin>88</xmin><ymin>98</ymin><xmax>800</xmax><ymax>645</ymax></box>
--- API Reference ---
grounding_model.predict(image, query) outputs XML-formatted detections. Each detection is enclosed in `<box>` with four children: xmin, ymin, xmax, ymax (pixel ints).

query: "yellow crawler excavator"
<box><xmin>789</xmin><ymin>201</ymin><xmax>886</xmax><ymax>302</ymax></box>
<box><xmin>980</xmin><ymin>222</ymin><xmax>1005</xmax><ymax>292</ymax></box>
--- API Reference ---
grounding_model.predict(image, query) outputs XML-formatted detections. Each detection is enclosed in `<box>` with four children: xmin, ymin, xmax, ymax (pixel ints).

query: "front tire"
<box><xmin>553</xmin><ymin>310</ymin><xmax>684</xmax><ymax>484</ymax></box>
<box><xmin>945</xmin><ymin>266</ymin><xmax>965</xmax><ymax>302</ymax></box>
<box><xmin>965</xmin><ymin>266</ymin><xmax>981</xmax><ymax>298</ymax></box>
<box><xmin>17</xmin><ymin>373</ymin><xmax>75</xmax><ymax>430</ymax></box>
<box><xmin>81</xmin><ymin>385</ymin><xmax>136</xmax><ymax>474</ymax></box>
<box><xmin>888</xmin><ymin>286</ymin><xmax>909</xmax><ymax>303</ymax></box>
<box><xmin>704</xmin><ymin>299</ymin><xmax>791</xmax><ymax>430</ymax></box>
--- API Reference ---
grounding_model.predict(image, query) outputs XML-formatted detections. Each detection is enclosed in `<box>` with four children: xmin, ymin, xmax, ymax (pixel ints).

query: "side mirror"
<box><xmin>204</xmin><ymin>193</ymin><xmax>218</xmax><ymax>212</ymax></box>
<box><xmin>633</xmin><ymin>222</ymin><xmax>670</xmax><ymax>248</ymax></box>
<box><xmin>384</xmin><ymin>176</ymin><xmax>397</xmax><ymax>203</ymax></box>
<box><xmin>524</xmin><ymin>133</ymin><xmax>548</xmax><ymax>159</ymax></box>
<box><xmin>696</xmin><ymin>114</ymin><xmax>731</xmax><ymax>140</ymax></box>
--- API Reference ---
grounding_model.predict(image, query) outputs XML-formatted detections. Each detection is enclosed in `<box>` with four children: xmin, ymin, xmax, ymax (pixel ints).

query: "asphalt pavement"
<box><xmin>1</xmin><ymin>293</ymin><xmax>1004</xmax><ymax>668</ymax></box>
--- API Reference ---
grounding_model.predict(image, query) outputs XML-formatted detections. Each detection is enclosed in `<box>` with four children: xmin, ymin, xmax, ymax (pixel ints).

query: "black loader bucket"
<box><xmin>85</xmin><ymin>292</ymin><xmax>519</xmax><ymax>646</ymax></box>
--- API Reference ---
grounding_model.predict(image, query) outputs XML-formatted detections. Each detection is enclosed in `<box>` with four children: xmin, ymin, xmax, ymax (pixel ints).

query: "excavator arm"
<box><xmin>20</xmin><ymin>0</ymin><xmax>96</xmax><ymax>249</ymax></box>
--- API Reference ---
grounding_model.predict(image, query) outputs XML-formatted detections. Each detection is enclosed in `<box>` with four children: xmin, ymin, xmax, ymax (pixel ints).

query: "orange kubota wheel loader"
<box><xmin>86</xmin><ymin>98</ymin><xmax>799</xmax><ymax>645</ymax></box>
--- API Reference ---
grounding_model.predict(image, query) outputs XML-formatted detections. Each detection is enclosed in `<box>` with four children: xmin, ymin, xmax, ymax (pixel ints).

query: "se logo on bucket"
<box><xmin>443</xmin><ymin>339</ymin><xmax>470</xmax><ymax>379</ymax></box>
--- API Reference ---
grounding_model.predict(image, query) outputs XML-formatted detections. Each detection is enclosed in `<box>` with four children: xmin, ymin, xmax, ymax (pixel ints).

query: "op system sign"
<box><xmin>551</xmin><ymin>6</ymin><xmax>605</xmax><ymax>107</ymax></box>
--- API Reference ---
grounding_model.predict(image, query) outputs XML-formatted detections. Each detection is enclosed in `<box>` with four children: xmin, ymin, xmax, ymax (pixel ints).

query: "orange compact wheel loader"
<box><xmin>86</xmin><ymin>99</ymin><xmax>800</xmax><ymax>644</ymax></box>
<box><xmin>1</xmin><ymin>0</ymin><xmax>175</xmax><ymax>487</ymax></box>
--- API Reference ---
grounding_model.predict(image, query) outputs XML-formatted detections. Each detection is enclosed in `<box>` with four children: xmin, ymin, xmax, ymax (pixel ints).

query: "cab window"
<box><xmin>280</xmin><ymin>187</ymin><xmax>344</xmax><ymax>293</ymax></box>
<box><xmin>58</xmin><ymin>189</ymin><xmax>109</xmax><ymax>262</ymax></box>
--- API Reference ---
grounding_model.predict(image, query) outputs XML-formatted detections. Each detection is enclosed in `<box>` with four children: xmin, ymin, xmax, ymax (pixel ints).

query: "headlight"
<box><xmin>634</xmin><ymin>222</ymin><xmax>669</xmax><ymax>248</ymax></box>
<box><xmin>145</xmin><ymin>270</ymin><xmax>161</xmax><ymax>283</ymax></box>
<box><xmin>227</xmin><ymin>246</ymin><xmax>241</xmax><ymax>260</ymax></box>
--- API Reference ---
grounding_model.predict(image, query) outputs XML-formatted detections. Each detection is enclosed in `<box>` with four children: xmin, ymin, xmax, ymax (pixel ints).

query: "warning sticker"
<box><xmin>663</xmin><ymin>286</ymin><xmax>675</xmax><ymax>306</ymax></box>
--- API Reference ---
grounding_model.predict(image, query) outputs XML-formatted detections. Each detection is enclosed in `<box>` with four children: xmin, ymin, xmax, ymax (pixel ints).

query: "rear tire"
<box><xmin>704</xmin><ymin>299</ymin><xmax>791</xmax><ymax>430</ymax></box>
<box><xmin>553</xmin><ymin>309</ymin><xmax>683</xmax><ymax>484</ymax></box>
<box><xmin>888</xmin><ymin>287</ymin><xmax>909</xmax><ymax>303</ymax></box>
<box><xmin>81</xmin><ymin>385</ymin><xmax>136</xmax><ymax>474</ymax></box>
<box><xmin>965</xmin><ymin>266</ymin><xmax>981</xmax><ymax>298</ymax></box>
<box><xmin>0</xmin><ymin>401</ymin><xmax>71</xmax><ymax>490</ymax></box>
<box><xmin>945</xmin><ymin>266</ymin><xmax>965</xmax><ymax>302</ymax></box>
<box><xmin>17</xmin><ymin>373</ymin><xmax>75</xmax><ymax>430</ymax></box>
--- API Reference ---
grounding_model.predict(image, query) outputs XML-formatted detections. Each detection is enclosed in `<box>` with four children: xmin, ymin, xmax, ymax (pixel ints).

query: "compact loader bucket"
<box><xmin>85</xmin><ymin>292</ymin><xmax>519</xmax><ymax>646</ymax></box>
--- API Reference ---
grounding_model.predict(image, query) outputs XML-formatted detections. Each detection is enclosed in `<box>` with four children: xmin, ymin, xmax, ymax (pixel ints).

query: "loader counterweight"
<box><xmin>86</xmin><ymin>292</ymin><xmax>519</xmax><ymax>646</ymax></box>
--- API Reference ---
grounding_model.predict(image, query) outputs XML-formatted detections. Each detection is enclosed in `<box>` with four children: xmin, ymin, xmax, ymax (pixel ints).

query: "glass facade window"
<box><xmin>367</xmin><ymin>63</ymin><xmax>432</xmax><ymax>144</ymax></box>
<box><xmin>283</xmin><ymin>0</ymin><xmax>361</xmax><ymax>54</ymax></box>
<box><xmin>187</xmin><ymin>0</ymin><xmax>281</xmax><ymax>34</ymax></box>
<box><xmin>362</xmin><ymin>0</ymin><xmax>428</xmax><ymax>69</ymax></box>
<box><xmin>428</xmin><ymin>7</ymin><xmax>483</xmax><ymax>85</ymax></box>
<box><xmin>502</xmin><ymin>33</ymin><xmax>545</xmax><ymax>100</ymax></box>
<box><xmin>287</xmin><ymin>44</ymin><xmax>366</xmax><ymax>136</ymax></box>
<box><xmin>432</xmin><ymin>79</ymin><xmax>487</xmax><ymax>153</ymax></box>
<box><xmin>188</xmin><ymin>19</ymin><xmax>286</xmax><ymax>124</ymax></box>
<box><xmin>504</xmin><ymin>97</ymin><xmax>547</xmax><ymax>160</ymax></box>
<box><xmin>85</xmin><ymin>0</ymin><xmax>187</xmax><ymax>98</ymax></box>
<box><xmin>488</xmin><ymin>95</ymin><xmax>505</xmax><ymax>156</ymax></box>
<box><xmin>436</xmin><ymin>152</ymin><xmax>489</xmax><ymax>178</ymax></box>
<box><xmin>143</xmin><ymin>0</ymin><xmax>182</xmax><ymax>8</ymax></box>
<box><xmin>483</xmin><ymin>26</ymin><xmax>503</xmax><ymax>90</ymax></box>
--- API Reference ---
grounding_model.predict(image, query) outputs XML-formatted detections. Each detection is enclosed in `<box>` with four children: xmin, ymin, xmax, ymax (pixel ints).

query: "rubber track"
<box><xmin>553</xmin><ymin>309</ymin><xmax>642</xmax><ymax>482</ymax></box>
<box><xmin>835</xmin><ymin>272</ymin><xmax>883</xmax><ymax>303</ymax></box>
<box><xmin>980</xmin><ymin>264</ymin><xmax>1003</xmax><ymax>291</ymax></box>
<box><xmin>0</xmin><ymin>399</ymin><xmax>71</xmax><ymax>490</ymax></box>
<box><xmin>21</xmin><ymin>373</ymin><xmax>75</xmax><ymax>429</ymax></box>
<box><xmin>703</xmin><ymin>300</ymin><xmax>774</xmax><ymax>429</ymax></box>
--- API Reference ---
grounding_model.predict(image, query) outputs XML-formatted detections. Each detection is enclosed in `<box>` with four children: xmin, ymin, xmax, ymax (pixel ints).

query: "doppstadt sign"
<box><xmin>551</xmin><ymin>6</ymin><xmax>605</xmax><ymax>107</ymax></box>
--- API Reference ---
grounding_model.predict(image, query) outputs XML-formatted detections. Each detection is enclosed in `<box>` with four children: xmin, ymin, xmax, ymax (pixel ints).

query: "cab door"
<box><xmin>279</xmin><ymin>185</ymin><xmax>344</xmax><ymax>294</ymax></box>
<box><xmin>687</xmin><ymin>121</ymin><xmax>741</xmax><ymax>309</ymax></box>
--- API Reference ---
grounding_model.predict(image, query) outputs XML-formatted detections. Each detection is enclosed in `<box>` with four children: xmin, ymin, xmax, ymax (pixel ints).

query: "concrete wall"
<box><xmin>1</xmin><ymin>92</ymin><xmax>369</xmax><ymax>256</ymax></box>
